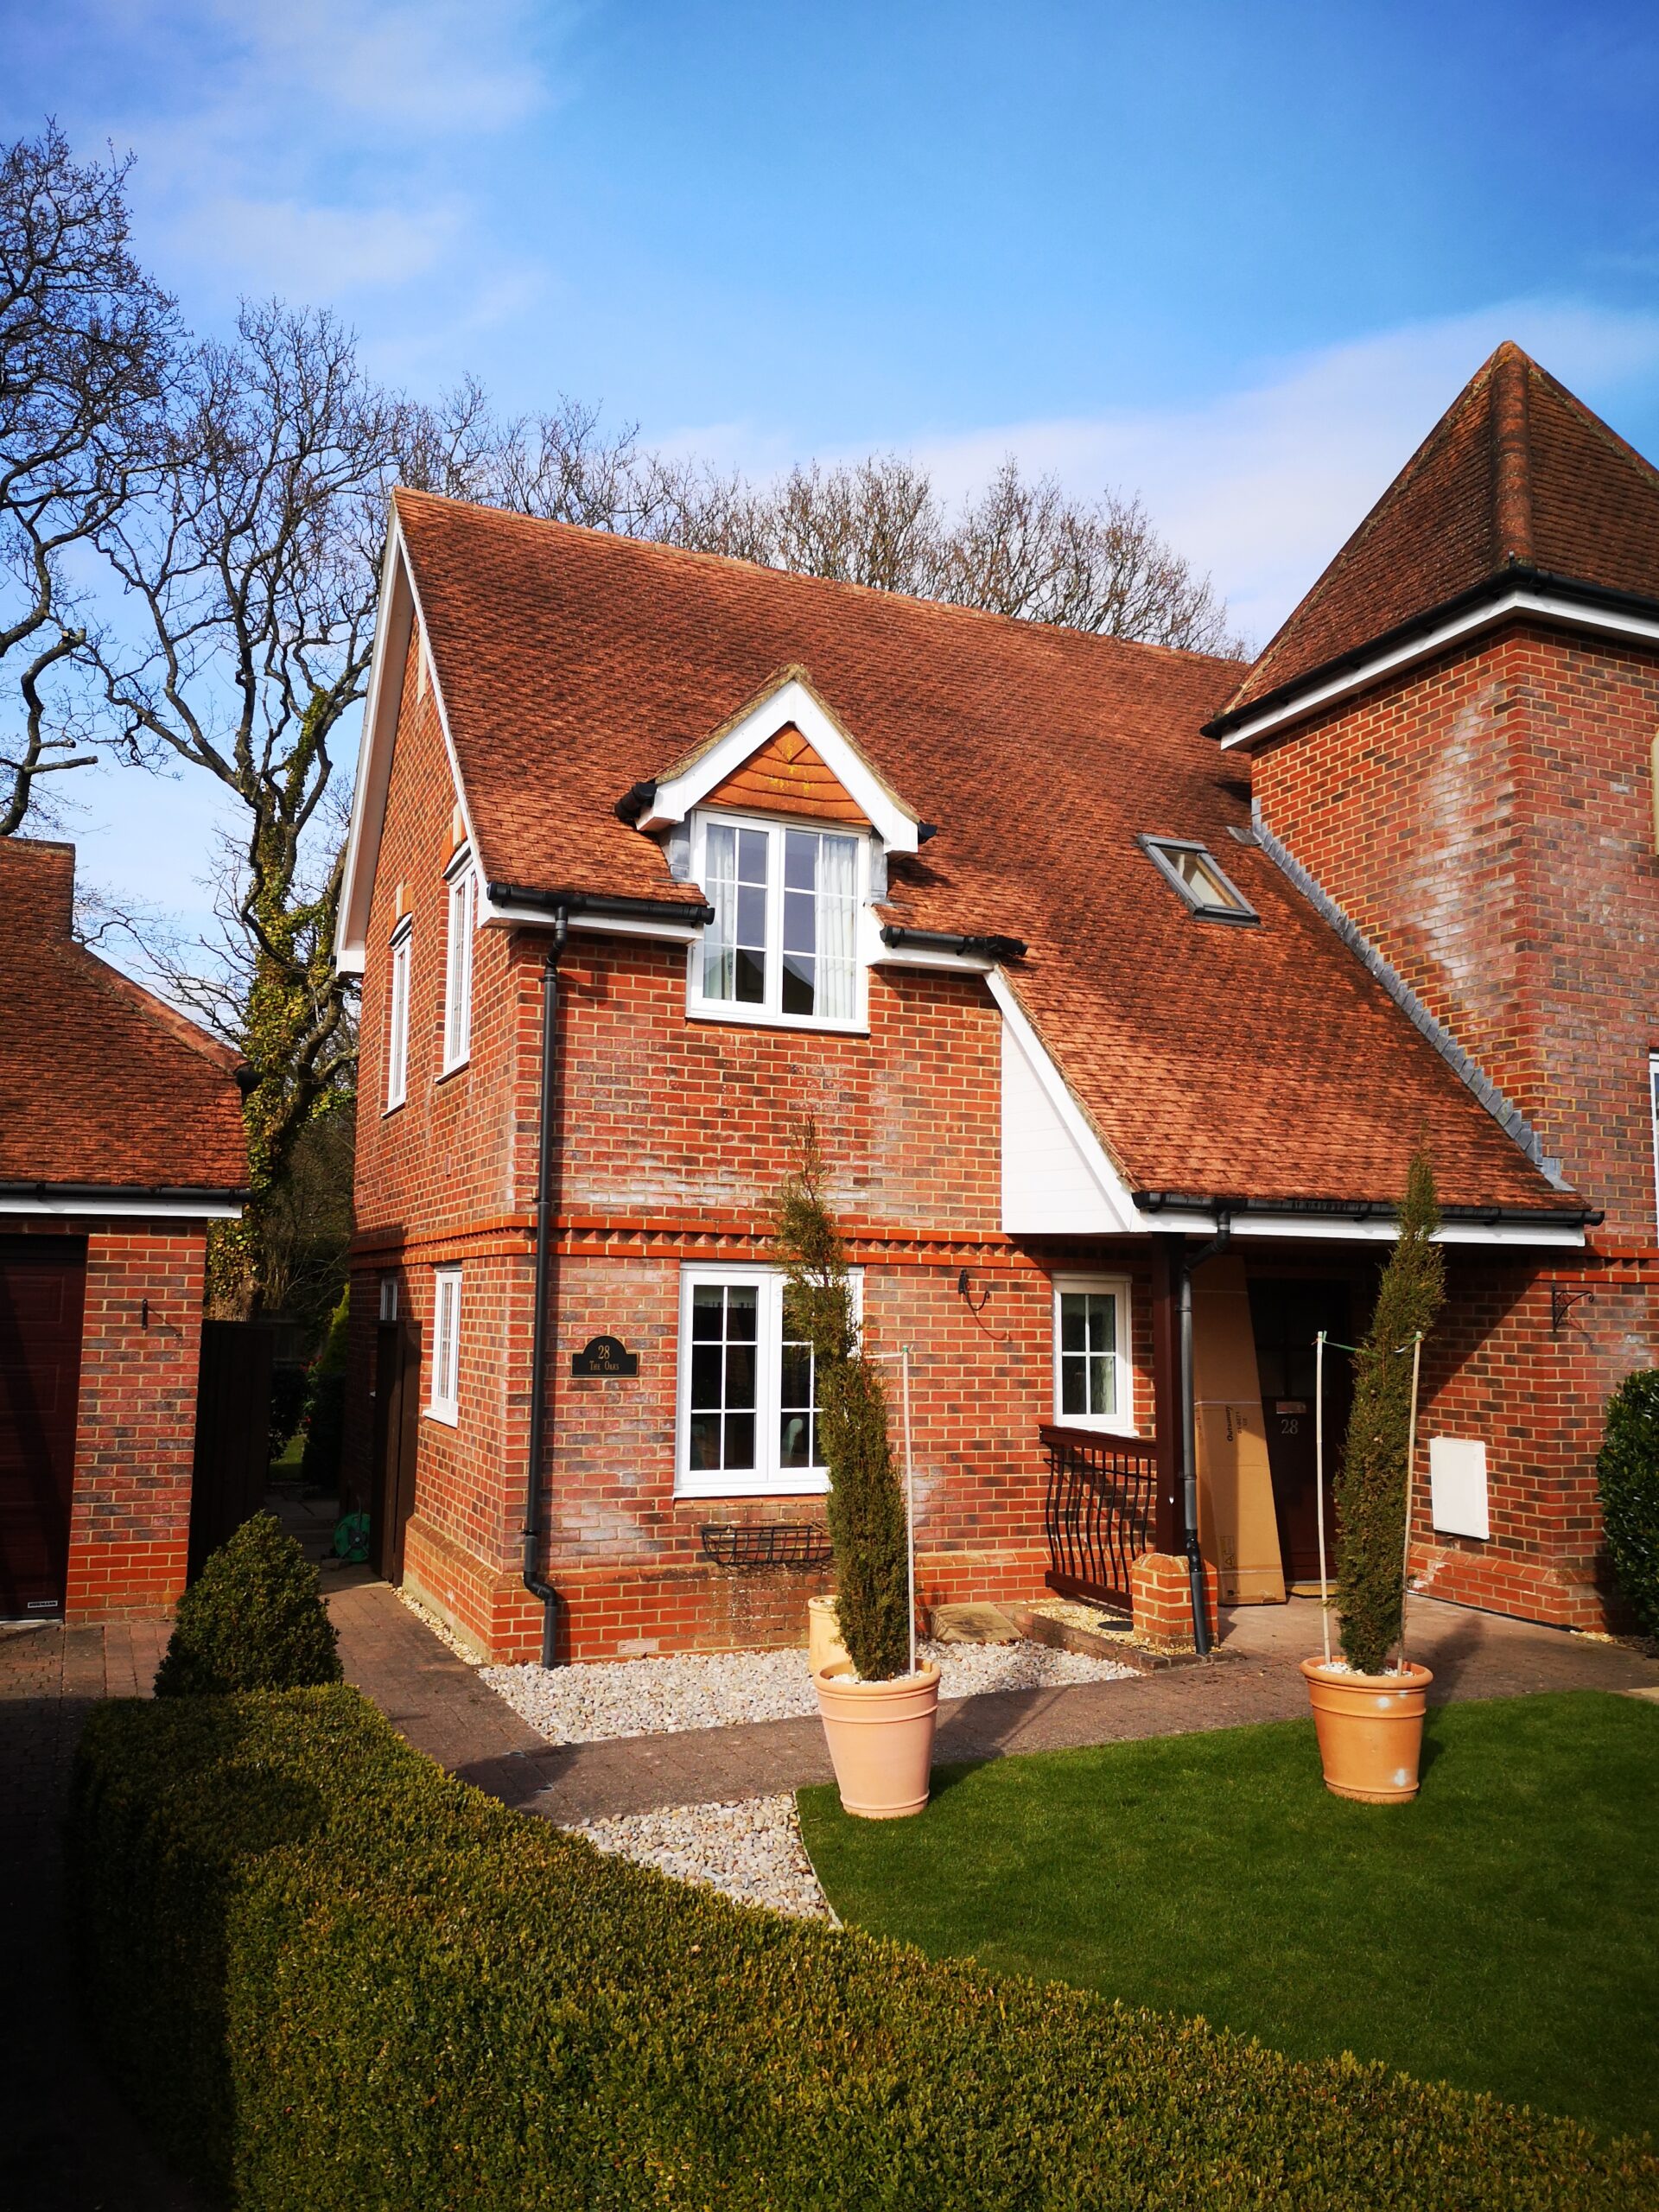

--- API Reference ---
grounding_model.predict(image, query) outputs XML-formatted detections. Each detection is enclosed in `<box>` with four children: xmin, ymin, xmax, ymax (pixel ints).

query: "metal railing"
<box><xmin>1038</xmin><ymin>1424</ymin><xmax>1158</xmax><ymax>1612</ymax></box>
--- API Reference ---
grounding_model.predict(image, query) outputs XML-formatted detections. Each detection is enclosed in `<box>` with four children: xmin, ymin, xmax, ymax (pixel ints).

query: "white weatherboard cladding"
<box><xmin>1000</xmin><ymin>1016</ymin><xmax>1128</xmax><ymax>1235</ymax></box>
<box><xmin>1428</xmin><ymin>1436</ymin><xmax>1491</xmax><ymax>1541</ymax></box>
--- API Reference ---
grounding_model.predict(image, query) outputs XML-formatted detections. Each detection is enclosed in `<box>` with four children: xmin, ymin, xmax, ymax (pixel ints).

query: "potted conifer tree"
<box><xmin>1302</xmin><ymin>1150</ymin><xmax>1445</xmax><ymax>1802</ymax></box>
<box><xmin>776</xmin><ymin>1131</ymin><xmax>939</xmax><ymax>1818</ymax></box>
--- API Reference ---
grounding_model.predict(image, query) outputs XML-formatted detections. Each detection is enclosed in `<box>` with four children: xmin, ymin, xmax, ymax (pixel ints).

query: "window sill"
<box><xmin>674</xmin><ymin>1471</ymin><xmax>830</xmax><ymax>1499</ymax></box>
<box><xmin>423</xmin><ymin>1405</ymin><xmax>459</xmax><ymax>1428</ymax></box>
<box><xmin>685</xmin><ymin>1002</ymin><xmax>867</xmax><ymax>1038</ymax></box>
<box><xmin>382</xmin><ymin>1096</ymin><xmax>407</xmax><ymax>1118</ymax></box>
<box><xmin>435</xmin><ymin>1055</ymin><xmax>471</xmax><ymax>1084</ymax></box>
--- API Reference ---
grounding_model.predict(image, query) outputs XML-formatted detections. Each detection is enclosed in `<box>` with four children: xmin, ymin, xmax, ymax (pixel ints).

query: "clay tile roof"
<box><xmin>0</xmin><ymin>839</ymin><xmax>247</xmax><ymax>1192</ymax></box>
<box><xmin>394</xmin><ymin>487</ymin><xmax>1572</xmax><ymax>1214</ymax></box>
<box><xmin>1221</xmin><ymin>342</ymin><xmax>1659</xmax><ymax>721</ymax></box>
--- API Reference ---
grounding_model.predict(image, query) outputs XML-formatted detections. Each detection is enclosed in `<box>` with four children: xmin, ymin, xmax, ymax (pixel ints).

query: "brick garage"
<box><xmin>0</xmin><ymin>840</ymin><xmax>246</xmax><ymax>1623</ymax></box>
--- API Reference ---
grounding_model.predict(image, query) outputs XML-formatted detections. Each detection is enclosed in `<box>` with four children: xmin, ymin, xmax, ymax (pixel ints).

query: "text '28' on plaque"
<box><xmin>572</xmin><ymin>1335</ymin><xmax>639</xmax><ymax>1378</ymax></box>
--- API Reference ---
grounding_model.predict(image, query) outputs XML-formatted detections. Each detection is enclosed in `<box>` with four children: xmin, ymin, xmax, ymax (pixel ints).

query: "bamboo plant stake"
<box><xmin>1315</xmin><ymin>1331</ymin><xmax>1332</xmax><ymax>1666</ymax></box>
<box><xmin>1399</xmin><ymin>1332</ymin><xmax>1424</xmax><ymax>1673</ymax></box>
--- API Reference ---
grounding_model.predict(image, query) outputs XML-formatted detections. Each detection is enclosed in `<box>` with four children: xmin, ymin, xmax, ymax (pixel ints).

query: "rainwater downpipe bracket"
<box><xmin>523</xmin><ymin>910</ymin><xmax>569</xmax><ymax>1668</ymax></box>
<box><xmin>1179</xmin><ymin>1217</ymin><xmax>1231</xmax><ymax>1656</ymax></box>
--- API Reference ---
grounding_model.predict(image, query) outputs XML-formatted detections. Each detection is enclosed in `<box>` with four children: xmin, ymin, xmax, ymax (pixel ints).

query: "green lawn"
<box><xmin>798</xmin><ymin>1690</ymin><xmax>1659</xmax><ymax>2142</ymax></box>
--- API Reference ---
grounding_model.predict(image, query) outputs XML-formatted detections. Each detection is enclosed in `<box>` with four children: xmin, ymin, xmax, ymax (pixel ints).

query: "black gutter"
<box><xmin>523</xmin><ymin>911</ymin><xmax>569</xmax><ymax>1669</ymax></box>
<box><xmin>1204</xmin><ymin>563</ymin><xmax>1659</xmax><ymax>741</ymax></box>
<box><xmin>1135</xmin><ymin>1191</ymin><xmax>1603</xmax><ymax>1228</ymax></box>
<box><xmin>1178</xmin><ymin>1220</ymin><xmax>1230</xmax><ymax>1656</ymax></box>
<box><xmin>878</xmin><ymin>925</ymin><xmax>1028</xmax><ymax>962</ymax></box>
<box><xmin>613</xmin><ymin>779</ymin><xmax>658</xmax><ymax>825</ymax></box>
<box><xmin>0</xmin><ymin>1179</ymin><xmax>250</xmax><ymax>1205</ymax></box>
<box><xmin>487</xmin><ymin>881</ymin><xmax>715</xmax><ymax>929</ymax></box>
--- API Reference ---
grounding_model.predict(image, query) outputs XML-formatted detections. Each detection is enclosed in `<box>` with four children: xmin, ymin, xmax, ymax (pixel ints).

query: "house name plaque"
<box><xmin>572</xmin><ymin>1334</ymin><xmax>639</xmax><ymax>1378</ymax></box>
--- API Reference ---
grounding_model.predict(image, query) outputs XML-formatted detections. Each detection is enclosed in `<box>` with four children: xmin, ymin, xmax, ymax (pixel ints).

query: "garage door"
<box><xmin>0</xmin><ymin>1238</ymin><xmax>86</xmax><ymax>1618</ymax></box>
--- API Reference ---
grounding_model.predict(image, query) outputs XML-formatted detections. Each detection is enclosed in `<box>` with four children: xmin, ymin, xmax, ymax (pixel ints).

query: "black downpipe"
<box><xmin>1178</xmin><ymin>1220</ymin><xmax>1231</xmax><ymax>1656</ymax></box>
<box><xmin>523</xmin><ymin>913</ymin><xmax>569</xmax><ymax>1668</ymax></box>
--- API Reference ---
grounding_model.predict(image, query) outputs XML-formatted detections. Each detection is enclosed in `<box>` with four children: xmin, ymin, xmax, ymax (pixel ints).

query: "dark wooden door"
<box><xmin>0</xmin><ymin>1237</ymin><xmax>87</xmax><ymax>1619</ymax></box>
<box><xmin>1247</xmin><ymin>1279</ymin><xmax>1354</xmax><ymax>1587</ymax></box>
<box><xmin>188</xmin><ymin>1321</ymin><xmax>276</xmax><ymax>1579</ymax></box>
<box><xmin>372</xmin><ymin>1319</ymin><xmax>421</xmax><ymax>1583</ymax></box>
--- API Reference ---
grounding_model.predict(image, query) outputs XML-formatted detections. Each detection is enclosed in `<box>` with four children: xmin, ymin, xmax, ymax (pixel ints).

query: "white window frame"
<box><xmin>428</xmin><ymin>1264</ymin><xmax>461</xmax><ymax>1424</ymax></box>
<box><xmin>1650</xmin><ymin>1051</ymin><xmax>1659</xmax><ymax>1236</ymax></box>
<box><xmin>442</xmin><ymin>852</ymin><xmax>477</xmax><ymax>1073</ymax></box>
<box><xmin>684</xmin><ymin>808</ymin><xmax>869</xmax><ymax>1034</ymax></box>
<box><xmin>674</xmin><ymin>1262</ymin><xmax>862</xmax><ymax>1497</ymax></box>
<box><xmin>385</xmin><ymin>918</ymin><xmax>412</xmax><ymax>1110</ymax></box>
<box><xmin>378</xmin><ymin>1274</ymin><xmax>399</xmax><ymax>1323</ymax></box>
<box><xmin>1052</xmin><ymin>1272</ymin><xmax>1134</xmax><ymax>1432</ymax></box>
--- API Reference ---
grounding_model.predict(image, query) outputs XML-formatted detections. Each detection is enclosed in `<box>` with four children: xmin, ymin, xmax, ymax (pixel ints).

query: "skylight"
<box><xmin>1138</xmin><ymin>836</ymin><xmax>1259</xmax><ymax>925</ymax></box>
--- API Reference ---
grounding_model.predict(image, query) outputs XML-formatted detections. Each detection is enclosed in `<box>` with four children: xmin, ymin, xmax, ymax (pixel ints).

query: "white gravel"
<box><xmin>563</xmin><ymin>1795</ymin><xmax>830</xmax><ymax>1920</ymax></box>
<box><xmin>483</xmin><ymin>1636</ymin><xmax>1133</xmax><ymax>1745</ymax></box>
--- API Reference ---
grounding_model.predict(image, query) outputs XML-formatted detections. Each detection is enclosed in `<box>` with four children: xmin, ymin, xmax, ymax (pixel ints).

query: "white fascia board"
<box><xmin>0</xmin><ymin>1193</ymin><xmax>245</xmax><ymax>1220</ymax></box>
<box><xmin>988</xmin><ymin>972</ymin><xmax>1146</xmax><ymax>1236</ymax></box>
<box><xmin>479</xmin><ymin>898</ymin><xmax>702</xmax><ymax>944</ymax></box>
<box><xmin>1152</xmin><ymin>1208</ymin><xmax>1586</xmax><ymax>1249</ymax></box>
<box><xmin>336</xmin><ymin>512</ymin><xmax>483</xmax><ymax>976</ymax></box>
<box><xmin>640</xmin><ymin>677</ymin><xmax>919</xmax><ymax>853</ymax></box>
<box><xmin>1220</xmin><ymin>588</ymin><xmax>1659</xmax><ymax>753</ymax></box>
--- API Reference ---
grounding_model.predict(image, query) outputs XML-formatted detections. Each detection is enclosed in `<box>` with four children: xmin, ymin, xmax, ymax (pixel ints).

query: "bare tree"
<box><xmin>89</xmin><ymin>302</ymin><xmax>442</xmax><ymax>1311</ymax></box>
<box><xmin>0</xmin><ymin>122</ymin><xmax>175</xmax><ymax>835</ymax></box>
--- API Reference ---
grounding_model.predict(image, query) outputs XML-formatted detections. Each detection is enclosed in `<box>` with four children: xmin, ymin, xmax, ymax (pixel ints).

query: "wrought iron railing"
<box><xmin>1039</xmin><ymin>1424</ymin><xmax>1158</xmax><ymax>1611</ymax></box>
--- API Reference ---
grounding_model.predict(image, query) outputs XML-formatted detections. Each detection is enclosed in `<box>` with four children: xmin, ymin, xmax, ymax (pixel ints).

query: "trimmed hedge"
<box><xmin>154</xmin><ymin>1512</ymin><xmax>341</xmax><ymax>1696</ymax></box>
<box><xmin>71</xmin><ymin>1690</ymin><xmax>1658</xmax><ymax>2211</ymax></box>
<box><xmin>1598</xmin><ymin>1370</ymin><xmax>1659</xmax><ymax>1637</ymax></box>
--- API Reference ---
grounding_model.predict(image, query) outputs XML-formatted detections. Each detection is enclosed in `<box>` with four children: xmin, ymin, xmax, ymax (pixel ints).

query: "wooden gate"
<box><xmin>188</xmin><ymin>1320</ymin><xmax>276</xmax><ymax>1579</ymax></box>
<box><xmin>0</xmin><ymin>1236</ymin><xmax>87</xmax><ymax>1619</ymax></box>
<box><xmin>372</xmin><ymin>1319</ymin><xmax>421</xmax><ymax>1583</ymax></box>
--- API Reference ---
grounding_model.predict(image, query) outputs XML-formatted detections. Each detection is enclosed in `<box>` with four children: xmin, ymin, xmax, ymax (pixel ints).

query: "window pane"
<box><xmin>689</xmin><ymin>1413</ymin><xmax>720</xmax><ymax>1469</ymax></box>
<box><xmin>734</xmin><ymin>948</ymin><xmax>766</xmax><ymax>1002</ymax></box>
<box><xmin>1061</xmin><ymin>1357</ymin><xmax>1086</xmax><ymax>1415</ymax></box>
<box><xmin>690</xmin><ymin>1344</ymin><xmax>722</xmax><ymax>1408</ymax></box>
<box><xmin>724</xmin><ymin>1341</ymin><xmax>757</xmax><ymax>1408</ymax></box>
<box><xmin>737</xmin><ymin>829</ymin><xmax>767</xmax><ymax>882</ymax></box>
<box><xmin>784</xmin><ymin>830</ymin><xmax>817</xmax><ymax>892</ymax></box>
<box><xmin>723</xmin><ymin>1413</ymin><xmax>755</xmax><ymax>1468</ymax></box>
<box><xmin>691</xmin><ymin>1286</ymin><xmax>724</xmax><ymax>1339</ymax></box>
<box><xmin>1090</xmin><ymin>1356</ymin><xmax>1116</xmax><ymax>1418</ymax></box>
<box><xmin>727</xmin><ymin>1286</ymin><xmax>758</xmax><ymax>1339</ymax></box>
<box><xmin>1060</xmin><ymin>1295</ymin><xmax>1088</xmax><ymax>1353</ymax></box>
<box><xmin>817</xmin><ymin>834</ymin><xmax>858</xmax><ymax>1020</ymax></box>
<box><xmin>781</xmin><ymin>951</ymin><xmax>816</xmax><ymax>1015</ymax></box>
<box><xmin>702</xmin><ymin>824</ymin><xmax>769</xmax><ymax>1005</ymax></box>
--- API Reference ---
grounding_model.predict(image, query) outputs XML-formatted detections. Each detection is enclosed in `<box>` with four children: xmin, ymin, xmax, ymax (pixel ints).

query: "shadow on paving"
<box><xmin>0</xmin><ymin>1635</ymin><xmax>207</xmax><ymax>2212</ymax></box>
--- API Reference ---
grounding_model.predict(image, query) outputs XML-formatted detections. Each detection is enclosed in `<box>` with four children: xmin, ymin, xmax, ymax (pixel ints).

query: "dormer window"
<box><xmin>690</xmin><ymin>811</ymin><xmax>863</xmax><ymax>1028</ymax></box>
<box><xmin>1138</xmin><ymin>836</ymin><xmax>1258</xmax><ymax>925</ymax></box>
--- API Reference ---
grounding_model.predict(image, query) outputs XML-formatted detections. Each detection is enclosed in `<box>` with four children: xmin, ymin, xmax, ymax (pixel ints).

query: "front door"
<box><xmin>1247</xmin><ymin>1278</ymin><xmax>1354</xmax><ymax>1588</ymax></box>
<box><xmin>0</xmin><ymin>1238</ymin><xmax>87</xmax><ymax>1619</ymax></box>
<box><xmin>372</xmin><ymin>1319</ymin><xmax>421</xmax><ymax>1583</ymax></box>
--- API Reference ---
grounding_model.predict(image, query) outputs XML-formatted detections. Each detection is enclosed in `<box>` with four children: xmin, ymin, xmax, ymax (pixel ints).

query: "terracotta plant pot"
<box><xmin>807</xmin><ymin>1594</ymin><xmax>849</xmax><ymax>1677</ymax></box>
<box><xmin>814</xmin><ymin>1661</ymin><xmax>941</xmax><ymax>1819</ymax></box>
<box><xmin>1301</xmin><ymin>1656</ymin><xmax>1434</xmax><ymax>1802</ymax></box>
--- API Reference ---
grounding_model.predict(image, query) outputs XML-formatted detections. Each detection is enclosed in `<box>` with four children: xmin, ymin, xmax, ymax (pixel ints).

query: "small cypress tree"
<box><xmin>155</xmin><ymin>1512</ymin><xmax>343</xmax><ymax>1696</ymax></box>
<box><xmin>775</xmin><ymin>1125</ymin><xmax>912</xmax><ymax>1681</ymax></box>
<box><xmin>1597</xmin><ymin>1370</ymin><xmax>1659</xmax><ymax>1637</ymax></box>
<box><xmin>1335</xmin><ymin>1151</ymin><xmax>1446</xmax><ymax>1675</ymax></box>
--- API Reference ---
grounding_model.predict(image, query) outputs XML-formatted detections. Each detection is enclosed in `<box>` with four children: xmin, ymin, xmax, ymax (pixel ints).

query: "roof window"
<box><xmin>1138</xmin><ymin>836</ymin><xmax>1258</xmax><ymax>925</ymax></box>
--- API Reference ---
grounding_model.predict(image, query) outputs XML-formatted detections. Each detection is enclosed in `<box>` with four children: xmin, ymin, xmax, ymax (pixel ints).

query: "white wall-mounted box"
<box><xmin>1428</xmin><ymin>1436</ymin><xmax>1490</xmax><ymax>1541</ymax></box>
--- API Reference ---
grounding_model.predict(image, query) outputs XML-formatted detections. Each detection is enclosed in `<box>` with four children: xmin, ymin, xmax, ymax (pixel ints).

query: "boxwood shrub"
<box><xmin>71</xmin><ymin>1688</ymin><xmax>1657</xmax><ymax>2211</ymax></box>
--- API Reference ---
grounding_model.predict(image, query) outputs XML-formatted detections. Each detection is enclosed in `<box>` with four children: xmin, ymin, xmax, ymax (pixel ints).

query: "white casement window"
<box><xmin>385</xmin><ymin>919</ymin><xmax>412</xmax><ymax>1109</ymax></box>
<box><xmin>443</xmin><ymin>855</ymin><xmax>477</xmax><ymax>1072</ymax></box>
<box><xmin>378</xmin><ymin>1274</ymin><xmax>399</xmax><ymax>1323</ymax></box>
<box><xmin>689</xmin><ymin>811</ymin><xmax>863</xmax><ymax>1030</ymax></box>
<box><xmin>1052</xmin><ymin>1274</ymin><xmax>1133</xmax><ymax>1431</ymax></box>
<box><xmin>429</xmin><ymin>1265</ymin><xmax>461</xmax><ymax>1423</ymax></box>
<box><xmin>1650</xmin><ymin>1052</ymin><xmax>1659</xmax><ymax>1233</ymax></box>
<box><xmin>675</xmin><ymin>1263</ymin><xmax>861</xmax><ymax>1497</ymax></box>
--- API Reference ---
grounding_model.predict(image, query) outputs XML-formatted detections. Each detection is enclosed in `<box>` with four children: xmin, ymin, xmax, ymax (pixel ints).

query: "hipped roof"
<box><xmin>1222</xmin><ymin>342</ymin><xmax>1659</xmax><ymax>722</ymax></box>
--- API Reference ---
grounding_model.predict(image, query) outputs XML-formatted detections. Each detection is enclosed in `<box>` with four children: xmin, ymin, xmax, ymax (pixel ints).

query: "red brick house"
<box><xmin>337</xmin><ymin>343</ymin><xmax>1655</xmax><ymax>1664</ymax></box>
<box><xmin>0</xmin><ymin>838</ymin><xmax>247</xmax><ymax>1622</ymax></box>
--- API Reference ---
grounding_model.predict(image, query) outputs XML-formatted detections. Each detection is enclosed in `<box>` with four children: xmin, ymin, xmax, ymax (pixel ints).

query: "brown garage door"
<box><xmin>0</xmin><ymin>1237</ymin><xmax>87</xmax><ymax>1619</ymax></box>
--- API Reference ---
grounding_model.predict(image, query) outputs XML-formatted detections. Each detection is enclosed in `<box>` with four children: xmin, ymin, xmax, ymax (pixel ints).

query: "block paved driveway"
<box><xmin>325</xmin><ymin>1579</ymin><xmax>1659</xmax><ymax>1825</ymax></box>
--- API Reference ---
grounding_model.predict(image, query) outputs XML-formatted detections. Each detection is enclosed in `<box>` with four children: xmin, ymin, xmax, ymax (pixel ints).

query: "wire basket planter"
<box><xmin>700</xmin><ymin>1522</ymin><xmax>834</xmax><ymax>1573</ymax></box>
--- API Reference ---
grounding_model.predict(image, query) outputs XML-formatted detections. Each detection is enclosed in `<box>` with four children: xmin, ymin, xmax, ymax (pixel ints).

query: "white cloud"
<box><xmin>907</xmin><ymin>303</ymin><xmax>1659</xmax><ymax>645</ymax></box>
<box><xmin>664</xmin><ymin>302</ymin><xmax>1659</xmax><ymax>650</ymax></box>
<box><xmin>170</xmin><ymin>193</ymin><xmax>464</xmax><ymax>295</ymax></box>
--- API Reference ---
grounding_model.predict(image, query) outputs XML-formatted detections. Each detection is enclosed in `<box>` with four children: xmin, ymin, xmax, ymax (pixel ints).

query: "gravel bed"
<box><xmin>483</xmin><ymin>1636</ymin><xmax>1134</xmax><ymax>1745</ymax></box>
<box><xmin>563</xmin><ymin>1795</ymin><xmax>830</xmax><ymax>1919</ymax></box>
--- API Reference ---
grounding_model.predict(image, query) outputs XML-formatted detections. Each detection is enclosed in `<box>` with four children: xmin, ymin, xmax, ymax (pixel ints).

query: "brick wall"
<box><xmin>56</xmin><ymin>1222</ymin><xmax>207</xmax><ymax>1620</ymax></box>
<box><xmin>1252</xmin><ymin>619</ymin><xmax>1659</xmax><ymax>1627</ymax></box>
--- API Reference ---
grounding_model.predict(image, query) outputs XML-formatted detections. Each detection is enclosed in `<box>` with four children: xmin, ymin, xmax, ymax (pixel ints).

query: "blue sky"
<box><xmin>5</xmin><ymin>0</ymin><xmax>1659</xmax><ymax>925</ymax></box>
